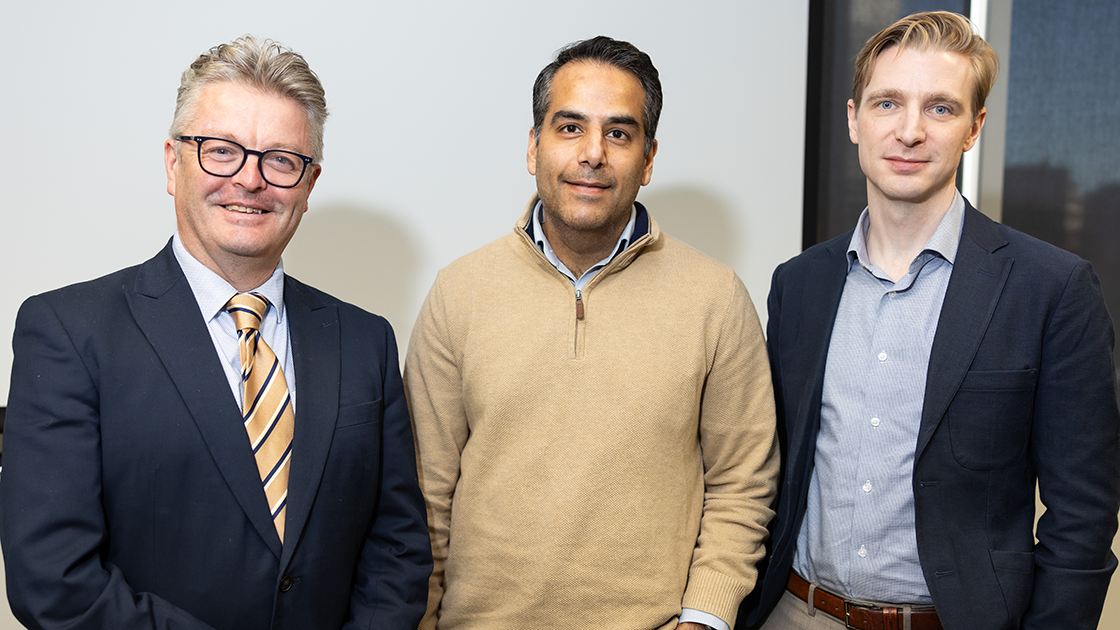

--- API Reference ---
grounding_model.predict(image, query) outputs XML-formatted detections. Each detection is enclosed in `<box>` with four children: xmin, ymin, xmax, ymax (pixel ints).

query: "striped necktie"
<box><xmin>225</xmin><ymin>292</ymin><xmax>293</xmax><ymax>543</ymax></box>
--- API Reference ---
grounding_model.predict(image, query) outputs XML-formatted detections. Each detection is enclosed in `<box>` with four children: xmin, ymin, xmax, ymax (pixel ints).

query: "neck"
<box><xmin>540</xmin><ymin>211</ymin><xmax>628</xmax><ymax>279</ymax></box>
<box><xmin>180</xmin><ymin>238</ymin><xmax>279</xmax><ymax>292</ymax></box>
<box><xmin>865</xmin><ymin>187</ymin><xmax>955</xmax><ymax>282</ymax></box>
<box><xmin>220</xmin><ymin>266</ymin><xmax>278</xmax><ymax>293</ymax></box>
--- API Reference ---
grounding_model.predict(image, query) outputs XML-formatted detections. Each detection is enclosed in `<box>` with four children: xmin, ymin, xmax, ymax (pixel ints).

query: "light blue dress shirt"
<box><xmin>171</xmin><ymin>234</ymin><xmax>296</xmax><ymax>412</ymax></box>
<box><xmin>793</xmin><ymin>192</ymin><xmax>965</xmax><ymax>605</ymax></box>
<box><xmin>531</xmin><ymin>200</ymin><xmax>636</xmax><ymax>290</ymax></box>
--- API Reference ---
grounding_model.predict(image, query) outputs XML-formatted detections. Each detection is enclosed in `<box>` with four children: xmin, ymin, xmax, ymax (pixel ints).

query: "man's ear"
<box><xmin>164</xmin><ymin>139</ymin><xmax>179</xmax><ymax>197</ymax></box>
<box><xmin>641</xmin><ymin>139</ymin><xmax>658</xmax><ymax>186</ymax></box>
<box><xmin>527</xmin><ymin>128</ymin><xmax>538</xmax><ymax>176</ymax></box>
<box><xmin>847</xmin><ymin>99</ymin><xmax>860</xmax><ymax>146</ymax></box>
<box><xmin>963</xmin><ymin>107</ymin><xmax>987</xmax><ymax>152</ymax></box>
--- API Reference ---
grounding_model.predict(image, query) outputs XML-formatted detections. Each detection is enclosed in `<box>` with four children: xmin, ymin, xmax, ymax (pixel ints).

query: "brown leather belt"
<box><xmin>786</xmin><ymin>571</ymin><xmax>942</xmax><ymax>630</ymax></box>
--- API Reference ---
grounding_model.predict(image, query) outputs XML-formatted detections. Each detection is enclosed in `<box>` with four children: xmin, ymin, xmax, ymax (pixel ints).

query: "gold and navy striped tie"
<box><xmin>225</xmin><ymin>292</ymin><xmax>293</xmax><ymax>542</ymax></box>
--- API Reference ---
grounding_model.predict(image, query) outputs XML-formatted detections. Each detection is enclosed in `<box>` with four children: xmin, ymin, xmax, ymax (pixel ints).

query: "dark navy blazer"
<box><xmin>739</xmin><ymin>203</ymin><xmax>1120</xmax><ymax>630</ymax></box>
<box><xmin>1</xmin><ymin>242</ymin><xmax>432</xmax><ymax>630</ymax></box>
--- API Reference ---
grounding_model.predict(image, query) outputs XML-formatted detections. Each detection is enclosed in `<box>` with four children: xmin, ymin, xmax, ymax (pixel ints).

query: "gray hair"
<box><xmin>532</xmin><ymin>36</ymin><xmax>662</xmax><ymax>155</ymax></box>
<box><xmin>169</xmin><ymin>35</ymin><xmax>328</xmax><ymax>162</ymax></box>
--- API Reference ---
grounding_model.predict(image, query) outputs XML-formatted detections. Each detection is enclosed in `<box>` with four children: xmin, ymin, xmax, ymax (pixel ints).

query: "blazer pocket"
<box><xmin>335</xmin><ymin>398</ymin><xmax>383</xmax><ymax>428</ymax></box>
<box><xmin>948</xmin><ymin>369</ymin><xmax>1037</xmax><ymax>470</ymax></box>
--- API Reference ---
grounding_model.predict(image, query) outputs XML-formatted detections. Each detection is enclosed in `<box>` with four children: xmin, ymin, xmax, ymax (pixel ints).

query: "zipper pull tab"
<box><xmin>575</xmin><ymin>289</ymin><xmax>584</xmax><ymax>320</ymax></box>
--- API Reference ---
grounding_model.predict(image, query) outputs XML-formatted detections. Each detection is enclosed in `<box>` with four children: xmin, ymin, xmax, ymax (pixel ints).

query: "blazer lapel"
<box><xmin>126</xmin><ymin>242</ymin><xmax>283</xmax><ymax>559</ymax></box>
<box><xmin>787</xmin><ymin>237</ymin><xmax>850</xmax><ymax>492</ymax></box>
<box><xmin>916</xmin><ymin>206</ymin><xmax>1012</xmax><ymax>458</ymax></box>
<box><xmin>278</xmin><ymin>277</ymin><xmax>340</xmax><ymax>571</ymax></box>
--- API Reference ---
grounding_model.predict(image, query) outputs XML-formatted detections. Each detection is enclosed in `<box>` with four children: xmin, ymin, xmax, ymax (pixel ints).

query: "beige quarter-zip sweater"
<box><xmin>405</xmin><ymin>198</ymin><xmax>778</xmax><ymax>630</ymax></box>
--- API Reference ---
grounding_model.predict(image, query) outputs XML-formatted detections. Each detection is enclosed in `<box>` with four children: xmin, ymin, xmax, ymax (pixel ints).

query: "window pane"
<box><xmin>1001</xmin><ymin>0</ymin><xmax>1120</xmax><ymax>399</ymax></box>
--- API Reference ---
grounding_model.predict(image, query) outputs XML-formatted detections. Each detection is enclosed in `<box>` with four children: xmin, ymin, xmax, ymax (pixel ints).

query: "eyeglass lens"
<box><xmin>196</xmin><ymin>138</ymin><xmax>306</xmax><ymax>187</ymax></box>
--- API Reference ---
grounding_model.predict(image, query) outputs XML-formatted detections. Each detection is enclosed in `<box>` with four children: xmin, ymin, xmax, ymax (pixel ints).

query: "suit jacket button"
<box><xmin>279</xmin><ymin>576</ymin><xmax>295</xmax><ymax>592</ymax></box>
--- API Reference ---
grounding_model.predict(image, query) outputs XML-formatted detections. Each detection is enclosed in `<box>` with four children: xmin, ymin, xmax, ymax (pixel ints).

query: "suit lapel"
<box><xmin>787</xmin><ymin>237</ymin><xmax>851</xmax><ymax>494</ymax></box>
<box><xmin>126</xmin><ymin>242</ymin><xmax>283</xmax><ymax>559</ymax></box>
<box><xmin>916</xmin><ymin>206</ymin><xmax>1012</xmax><ymax>458</ymax></box>
<box><xmin>279</xmin><ymin>277</ymin><xmax>340</xmax><ymax>571</ymax></box>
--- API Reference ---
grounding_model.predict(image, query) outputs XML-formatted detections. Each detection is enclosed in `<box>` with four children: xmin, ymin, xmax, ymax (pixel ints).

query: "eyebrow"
<box><xmin>864</xmin><ymin>88</ymin><xmax>904</xmax><ymax>103</ymax></box>
<box><xmin>864</xmin><ymin>88</ymin><xmax>966</xmax><ymax>111</ymax></box>
<box><xmin>550</xmin><ymin>110</ymin><xmax>641</xmax><ymax>128</ymax></box>
<box><xmin>200</xmin><ymin>131</ymin><xmax>309</xmax><ymax>154</ymax></box>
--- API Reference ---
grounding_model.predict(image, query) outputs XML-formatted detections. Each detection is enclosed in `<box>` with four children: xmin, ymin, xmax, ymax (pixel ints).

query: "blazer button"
<box><xmin>279</xmin><ymin>576</ymin><xmax>295</xmax><ymax>592</ymax></box>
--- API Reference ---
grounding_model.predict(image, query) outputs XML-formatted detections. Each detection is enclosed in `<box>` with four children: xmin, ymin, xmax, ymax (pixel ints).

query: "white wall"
<box><xmin>0</xmin><ymin>1</ymin><xmax>807</xmax><ymax>625</ymax></box>
<box><xmin>0</xmin><ymin>0</ymin><xmax>807</xmax><ymax>406</ymax></box>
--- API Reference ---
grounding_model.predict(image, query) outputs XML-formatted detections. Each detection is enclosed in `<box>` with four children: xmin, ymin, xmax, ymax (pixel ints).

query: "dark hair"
<box><xmin>532</xmin><ymin>36</ymin><xmax>661</xmax><ymax>154</ymax></box>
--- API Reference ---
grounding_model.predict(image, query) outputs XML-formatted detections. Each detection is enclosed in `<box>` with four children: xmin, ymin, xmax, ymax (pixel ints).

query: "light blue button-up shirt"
<box><xmin>531</xmin><ymin>200</ymin><xmax>636</xmax><ymax>290</ymax></box>
<box><xmin>172</xmin><ymin>234</ymin><xmax>296</xmax><ymax>412</ymax></box>
<box><xmin>793</xmin><ymin>191</ymin><xmax>965</xmax><ymax>604</ymax></box>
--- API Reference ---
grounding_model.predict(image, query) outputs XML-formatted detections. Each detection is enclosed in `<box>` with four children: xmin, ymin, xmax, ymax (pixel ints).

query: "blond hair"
<box><xmin>853</xmin><ymin>11</ymin><xmax>998</xmax><ymax>119</ymax></box>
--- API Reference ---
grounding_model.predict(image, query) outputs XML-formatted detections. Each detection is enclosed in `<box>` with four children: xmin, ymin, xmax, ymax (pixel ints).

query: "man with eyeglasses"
<box><xmin>0</xmin><ymin>36</ymin><xmax>431</xmax><ymax>630</ymax></box>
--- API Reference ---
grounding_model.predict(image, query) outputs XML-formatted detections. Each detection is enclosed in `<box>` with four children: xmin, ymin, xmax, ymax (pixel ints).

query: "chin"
<box><xmin>219</xmin><ymin>235</ymin><xmax>276</xmax><ymax>258</ymax></box>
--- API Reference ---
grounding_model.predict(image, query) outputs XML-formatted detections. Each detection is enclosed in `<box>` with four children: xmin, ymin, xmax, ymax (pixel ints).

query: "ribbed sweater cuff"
<box><xmin>681</xmin><ymin>568</ymin><xmax>751</xmax><ymax>628</ymax></box>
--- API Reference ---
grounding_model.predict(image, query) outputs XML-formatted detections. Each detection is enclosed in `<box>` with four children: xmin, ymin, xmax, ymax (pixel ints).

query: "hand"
<box><xmin>676</xmin><ymin>624</ymin><xmax>708</xmax><ymax>630</ymax></box>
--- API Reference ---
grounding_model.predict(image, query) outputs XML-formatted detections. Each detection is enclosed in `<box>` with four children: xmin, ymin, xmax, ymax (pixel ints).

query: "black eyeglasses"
<box><xmin>175</xmin><ymin>136</ymin><xmax>314</xmax><ymax>188</ymax></box>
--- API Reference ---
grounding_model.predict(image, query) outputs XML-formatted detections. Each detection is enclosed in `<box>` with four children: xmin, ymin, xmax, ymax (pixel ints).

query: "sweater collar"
<box><xmin>518</xmin><ymin>194</ymin><xmax>654</xmax><ymax>245</ymax></box>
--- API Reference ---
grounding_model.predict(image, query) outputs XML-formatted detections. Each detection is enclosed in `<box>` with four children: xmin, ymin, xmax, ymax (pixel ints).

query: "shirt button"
<box><xmin>888</xmin><ymin>291</ymin><xmax>897</xmax><ymax>298</ymax></box>
<box><xmin>858</xmin><ymin>545</ymin><xmax>868</xmax><ymax>558</ymax></box>
<box><xmin>862</xmin><ymin>481</ymin><xmax>872</xmax><ymax>493</ymax></box>
<box><xmin>871</xmin><ymin>417</ymin><xmax>881</xmax><ymax>427</ymax></box>
<box><xmin>878</xmin><ymin>351</ymin><xmax>887</xmax><ymax>361</ymax></box>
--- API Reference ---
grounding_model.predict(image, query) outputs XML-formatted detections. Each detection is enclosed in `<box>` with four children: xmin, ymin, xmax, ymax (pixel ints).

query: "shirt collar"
<box><xmin>171</xmin><ymin>233</ymin><xmax>285</xmax><ymax>323</ymax></box>
<box><xmin>847</xmin><ymin>189</ymin><xmax>966</xmax><ymax>272</ymax></box>
<box><xmin>531</xmin><ymin>199</ymin><xmax>637</xmax><ymax>281</ymax></box>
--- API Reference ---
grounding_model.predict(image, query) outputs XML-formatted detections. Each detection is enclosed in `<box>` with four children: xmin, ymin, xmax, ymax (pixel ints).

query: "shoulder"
<box><xmin>993</xmin><ymin>222</ymin><xmax>1085</xmax><ymax>270</ymax></box>
<box><xmin>772</xmin><ymin>229</ymin><xmax>852</xmax><ymax>284</ymax></box>
<box><xmin>19</xmin><ymin>262</ymin><xmax>144</xmax><ymax>324</ymax></box>
<box><xmin>431</xmin><ymin>231</ymin><xmax>528</xmax><ymax>292</ymax></box>
<box><xmin>963</xmin><ymin>208</ymin><xmax>1091</xmax><ymax>282</ymax></box>
<box><xmin>638</xmin><ymin>233</ymin><xmax>749</xmax><ymax>299</ymax></box>
<box><xmin>446</xmin><ymin>232</ymin><xmax>524</xmax><ymax>272</ymax></box>
<box><xmin>633</xmin><ymin>234</ymin><xmax>757</xmax><ymax>320</ymax></box>
<box><xmin>652</xmin><ymin>233</ymin><xmax>735</xmax><ymax>275</ymax></box>
<box><xmin>283</xmin><ymin>275</ymin><xmax>394</xmax><ymax>338</ymax></box>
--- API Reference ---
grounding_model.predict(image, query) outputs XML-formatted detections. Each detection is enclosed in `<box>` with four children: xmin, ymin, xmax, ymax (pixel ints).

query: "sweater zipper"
<box><xmin>516</xmin><ymin>219</ymin><xmax>653</xmax><ymax>358</ymax></box>
<box><xmin>573</xmin><ymin>288</ymin><xmax>584</xmax><ymax>356</ymax></box>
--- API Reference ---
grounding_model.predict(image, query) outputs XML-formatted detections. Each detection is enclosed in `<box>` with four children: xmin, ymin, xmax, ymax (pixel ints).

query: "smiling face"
<box><xmin>527</xmin><ymin>61</ymin><xmax>656</xmax><ymax>242</ymax></box>
<box><xmin>165</xmin><ymin>80</ymin><xmax>321</xmax><ymax>288</ymax></box>
<box><xmin>848</xmin><ymin>46</ymin><xmax>985</xmax><ymax>212</ymax></box>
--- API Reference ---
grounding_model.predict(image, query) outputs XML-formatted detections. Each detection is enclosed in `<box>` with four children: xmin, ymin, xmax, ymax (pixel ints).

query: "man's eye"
<box><xmin>269</xmin><ymin>154</ymin><xmax>296</xmax><ymax>169</ymax></box>
<box><xmin>561</xmin><ymin>124</ymin><xmax>580</xmax><ymax>133</ymax></box>
<box><xmin>877</xmin><ymin>101</ymin><xmax>895</xmax><ymax>110</ymax></box>
<box><xmin>607</xmin><ymin>129</ymin><xmax>628</xmax><ymax>139</ymax></box>
<box><xmin>204</xmin><ymin>146</ymin><xmax>240</xmax><ymax>161</ymax></box>
<box><xmin>932</xmin><ymin>105</ymin><xmax>950</xmax><ymax>115</ymax></box>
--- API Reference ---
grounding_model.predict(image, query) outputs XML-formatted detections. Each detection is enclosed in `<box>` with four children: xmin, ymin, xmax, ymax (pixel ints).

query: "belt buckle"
<box><xmin>843</xmin><ymin>601</ymin><xmax>873</xmax><ymax>630</ymax></box>
<box><xmin>844</xmin><ymin>601</ymin><xmax>857</xmax><ymax>629</ymax></box>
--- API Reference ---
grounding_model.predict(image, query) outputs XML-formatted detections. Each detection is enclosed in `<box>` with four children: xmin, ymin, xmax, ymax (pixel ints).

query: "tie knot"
<box><xmin>225</xmin><ymin>292</ymin><xmax>270</xmax><ymax>332</ymax></box>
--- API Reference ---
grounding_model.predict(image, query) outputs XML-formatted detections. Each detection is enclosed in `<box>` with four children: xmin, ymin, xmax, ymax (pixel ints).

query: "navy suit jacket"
<box><xmin>1</xmin><ymin>242</ymin><xmax>432</xmax><ymax>630</ymax></box>
<box><xmin>738</xmin><ymin>204</ymin><xmax>1120</xmax><ymax>630</ymax></box>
